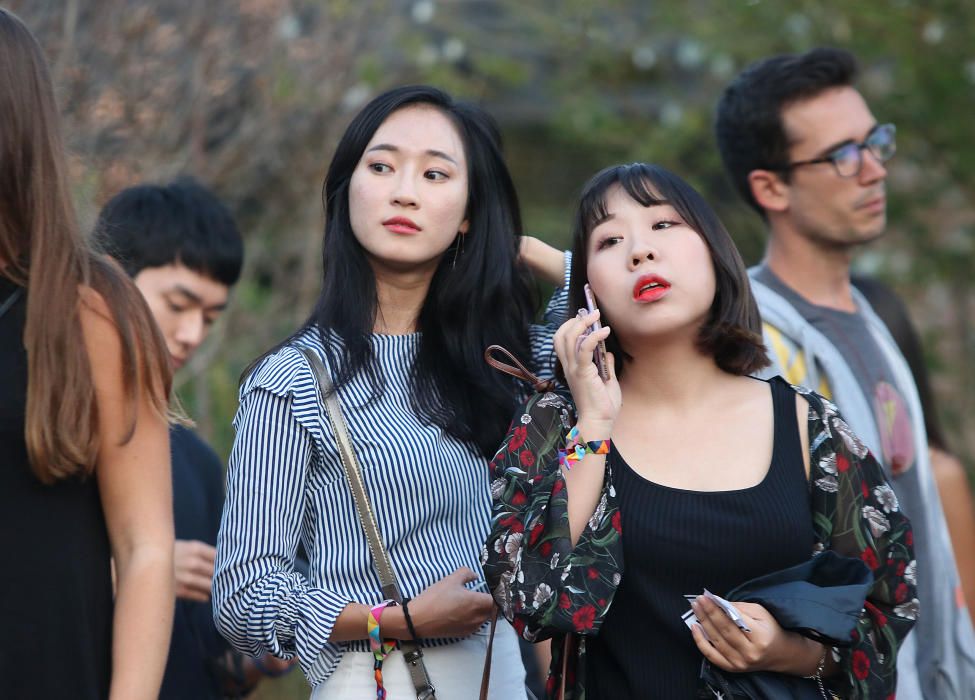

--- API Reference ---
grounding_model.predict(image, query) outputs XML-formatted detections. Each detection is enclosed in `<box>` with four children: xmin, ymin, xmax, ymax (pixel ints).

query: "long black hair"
<box><xmin>252</xmin><ymin>85</ymin><xmax>535</xmax><ymax>457</ymax></box>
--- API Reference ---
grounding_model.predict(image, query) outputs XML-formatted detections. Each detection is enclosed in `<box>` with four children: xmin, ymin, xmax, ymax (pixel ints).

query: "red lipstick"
<box><xmin>632</xmin><ymin>274</ymin><xmax>671</xmax><ymax>302</ymax></box>
<box><xmin>382</xmin><ymin>216</ymin><xmax>422</xmax><ymax>234</ymax></box>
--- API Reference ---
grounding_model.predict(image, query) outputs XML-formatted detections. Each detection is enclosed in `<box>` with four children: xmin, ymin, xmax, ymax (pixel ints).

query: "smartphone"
<box><xmin>583</xmin><ymin>283</ymin><xmax>610</xmax><ymax>382</ymax></box>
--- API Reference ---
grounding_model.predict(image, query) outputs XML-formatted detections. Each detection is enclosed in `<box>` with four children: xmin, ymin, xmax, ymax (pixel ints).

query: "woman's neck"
<box><xmin>372</xmin><ymin>263</ymin><xmax>435</xmax><ymax>335</ymax></box>
<box><xmin>617</xmin><ymin>332</ymin><xmax>730</xmax><ymax>412</ymax></box>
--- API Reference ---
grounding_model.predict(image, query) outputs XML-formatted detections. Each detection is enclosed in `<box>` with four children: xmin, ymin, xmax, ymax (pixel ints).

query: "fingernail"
<box><xmin>576</xmin><ymin>308</ymin><xmax>587</xmax><ymax>318</ymax></box>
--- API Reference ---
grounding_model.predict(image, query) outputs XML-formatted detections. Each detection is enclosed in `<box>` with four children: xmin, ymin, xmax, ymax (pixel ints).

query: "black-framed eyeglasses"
<box><xmin>781</xmin><ymin>123</ymin><xmax>896</xmax><ymax>178</ymax></box>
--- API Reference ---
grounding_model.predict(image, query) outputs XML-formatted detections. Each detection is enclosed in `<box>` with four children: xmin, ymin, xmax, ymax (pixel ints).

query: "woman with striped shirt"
<box><xmin>213</xmin><ymin>85</ymin><xmax>565</xmax><ymax>698</ymax></box>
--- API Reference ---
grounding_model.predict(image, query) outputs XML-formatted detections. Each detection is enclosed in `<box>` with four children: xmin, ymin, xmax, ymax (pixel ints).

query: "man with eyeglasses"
<box><xmin>716</xmin><ymin>47</ymin><xmax>975</xmax><ymax>698</ymax></box>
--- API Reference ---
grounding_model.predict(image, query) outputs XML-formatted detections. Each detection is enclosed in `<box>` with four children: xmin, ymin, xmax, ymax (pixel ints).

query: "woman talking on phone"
<box><xmin>213</xmin><ymin>85</ymin><xmax>567</xmax><ymax>698</ymax></box>
<box><xmin>483</xmin><ymin>163</ymin><xmax>917</xmax><ymax>699</ymax></box>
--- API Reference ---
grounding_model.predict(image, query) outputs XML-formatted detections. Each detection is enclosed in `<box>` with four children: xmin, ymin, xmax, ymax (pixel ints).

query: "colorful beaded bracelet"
<box><xmin>558</xmin><ymin>425</ymin><xmax>610</xmax><ymax>470</ymax></box>
<box><xmin>367</xmin><ymin>601</ymin><xmax>398</xmax><ymax>700</ymax></box>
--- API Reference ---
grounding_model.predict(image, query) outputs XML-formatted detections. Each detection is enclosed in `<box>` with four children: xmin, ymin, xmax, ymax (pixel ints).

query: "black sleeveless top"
<box><xmin>586</xmin><ymin>377</ymin><xmax>814</xmax><ymax>699</ymax></box>
<box><xmin>0</xmin><ymin>276</ymin><xmax>113</xmax><ymax>699</ymax></box>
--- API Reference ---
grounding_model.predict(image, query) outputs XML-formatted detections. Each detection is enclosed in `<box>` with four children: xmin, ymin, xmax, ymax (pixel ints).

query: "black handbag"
<box><xmin>698</xmin><ymin>550</ymin><xmax>873</xmax><ymax>699</ymax></box>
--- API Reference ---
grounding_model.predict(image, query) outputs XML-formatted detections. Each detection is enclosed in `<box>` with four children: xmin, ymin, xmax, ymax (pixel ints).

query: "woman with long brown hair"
<box><xmin>0</xmin><ymin>9</ymin><xmax>175</xmax><ymax>699</ymax></box>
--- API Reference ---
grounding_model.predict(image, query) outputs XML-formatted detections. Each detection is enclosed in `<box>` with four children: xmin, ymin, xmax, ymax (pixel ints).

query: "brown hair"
<box><xmin>567</xmin><ymin>163</ymin><xmax>769</xmax><ymax>377</ymax></box>
<box><xmin>0</xmin><ymin>8</ymin><xmax>172</xmax><ymax>483</ymax></box>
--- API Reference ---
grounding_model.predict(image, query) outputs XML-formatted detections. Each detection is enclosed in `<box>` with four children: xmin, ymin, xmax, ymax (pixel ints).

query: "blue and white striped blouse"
<box><xmin>213</xmin><ymin>265</ymin><xmax>569</xmax><ymax>686</ymax></box>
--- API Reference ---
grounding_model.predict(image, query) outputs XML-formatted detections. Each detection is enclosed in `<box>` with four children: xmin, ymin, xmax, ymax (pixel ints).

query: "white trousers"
<box><xmin>311</xmin><ymin>618</ymin><xmax>528</xmax><ymax>700</ymax></box>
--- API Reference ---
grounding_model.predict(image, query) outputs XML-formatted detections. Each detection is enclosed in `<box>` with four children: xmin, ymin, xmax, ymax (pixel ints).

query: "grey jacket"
<box><xmin>750</xmin><ymin>271</ymin><xmax>975</xmax><ymax>699</ymax></box>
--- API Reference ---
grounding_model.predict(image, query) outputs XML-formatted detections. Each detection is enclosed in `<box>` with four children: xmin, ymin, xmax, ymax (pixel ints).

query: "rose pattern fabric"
<box><xmin>482</xmin><ymin>383</ymin><xmax>916</xmax><ymax>699</ymax></box>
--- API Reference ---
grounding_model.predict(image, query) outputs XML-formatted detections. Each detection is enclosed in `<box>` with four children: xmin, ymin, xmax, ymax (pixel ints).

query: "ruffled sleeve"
<box><xmin>801</xmin><ymin>388</ymin><xmax>917</xmax><ymax>697</ymax></box>
<box><xmin>481</xmin><ymin>390</ymin><xmax>623</xmax><ymax>642</ymax></box>
<box><xmin>212</xmin><ymin>345</ymin><xmax>353</xmax><ymax>672</ymax></box>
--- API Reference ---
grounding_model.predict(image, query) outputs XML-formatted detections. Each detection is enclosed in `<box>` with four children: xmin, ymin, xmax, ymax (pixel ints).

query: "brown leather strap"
<box><xmin>481</xmin><ymin>345</ymin><xmax>565</xmax><ymax>700</ymax></box>
<box><xmin>484</xmin><ymin>344</ymin><xmax>555</xmax><ymax>393</ymax></box>
<box><xmin>481</xmin><ymin>345</ymin><xmax>554</xmax><ymax>698</ymax></box>
<box><xmin>299</xmin><ymin>346</ymin><xmax>437</xmax><ymax>700</ymax></box>
<box><xmin>478</xmin><ymin>606</ymin><xmax>499</xmax><ymax>700</ymax></box>
<box><xmin>559</xmin><ymin>635</ymin><xmax>571</xmax><ymax>700</ymax></box>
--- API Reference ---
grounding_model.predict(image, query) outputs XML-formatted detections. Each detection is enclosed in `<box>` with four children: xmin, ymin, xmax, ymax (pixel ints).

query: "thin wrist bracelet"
<box><xmin>559</xmin><ymin>425</ymin><xmax>610</xmax><ymax>470</ymax></box>
<box><xmin>402</xmin><ymin>597</ymin><xmax>422</xmax><ymax>643</ymax></box>
<box><xmin>805</xmin><ymin>646</ymin><xmax>829</xmax><ymax>699</ymax></box>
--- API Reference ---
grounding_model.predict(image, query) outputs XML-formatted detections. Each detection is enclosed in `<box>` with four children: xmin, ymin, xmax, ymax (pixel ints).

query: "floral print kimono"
<box><xmin>481</xmin><ymin>382</ymin><xmax>917</xmax><ymax>699</ymax></box>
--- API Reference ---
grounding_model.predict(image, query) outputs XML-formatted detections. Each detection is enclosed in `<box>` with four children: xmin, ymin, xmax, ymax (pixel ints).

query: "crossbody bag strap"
<box><xmin>478</xmin><ymin>606</ymin><xmax>499</xmax><ymax>700</ymax></box>
<box><xmin>300</xmin><ymin>347</ymin><xmax>397</xmax><ymax>595</ymax></box>
<box><xmin>298</xmin><ymin>346</ymin><xmax>437</xmax><ymax>700</ymax></box>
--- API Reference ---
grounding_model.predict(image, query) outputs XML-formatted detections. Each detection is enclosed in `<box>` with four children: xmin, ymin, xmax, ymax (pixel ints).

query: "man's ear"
<box><xmin>748</xmin><ymin>169</ymin><xmax>790</xmax><ymax>214</ymax></box>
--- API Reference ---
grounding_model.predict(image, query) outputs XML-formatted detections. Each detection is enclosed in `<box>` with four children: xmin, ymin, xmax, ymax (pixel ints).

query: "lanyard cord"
<box><xmin>0</xmin><ymin>287</ymin><xmax>24</xmax><ymax>321</ymax></box>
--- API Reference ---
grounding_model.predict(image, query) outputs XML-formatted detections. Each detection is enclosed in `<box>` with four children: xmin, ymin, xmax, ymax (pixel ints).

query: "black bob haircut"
<box><xmin>715</xmin><ymin>47</ymin><xmax>859</xmax><ymax>219</ymax></box>
<box><xmin>250</xmin><ymin>85</ymin><xmax>536</xmax><ymax>459</ymax></box>
<box><xmin>567</xmin><ymin>163</ymin><xmax>769</xmax><ymax>377</ymax></box>
<box><xmin>94</xmin><ymin>177</ymin><xmax>243</xmax><ymax>286</ymax></box>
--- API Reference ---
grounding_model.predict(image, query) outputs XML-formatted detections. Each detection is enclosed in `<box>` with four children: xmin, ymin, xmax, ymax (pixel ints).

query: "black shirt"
<box><xmin>0</xmin><ymin>276</ymin><xmax>113</xmax><ymax>699</ymax></box>
<box><xmin>586</xmin><ymin>378</ymin><xmax>814</xmax><ymax>698</ymax></box>
<box><xmin>160</xmin><ymin>425</ymin><xmax>230</xmax><ymax>699</ymax></box>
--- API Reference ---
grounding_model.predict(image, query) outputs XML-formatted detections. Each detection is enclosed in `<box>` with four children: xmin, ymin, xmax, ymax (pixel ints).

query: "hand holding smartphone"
<box><xmin>583</xmin><ymin>283</ymin><xmax>610</xmax><ymax>382</ymax></box>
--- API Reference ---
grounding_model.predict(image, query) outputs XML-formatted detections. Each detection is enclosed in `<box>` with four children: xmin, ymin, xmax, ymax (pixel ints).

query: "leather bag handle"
<box><xmin>484</xmin><ymin>344</ymin><xmax>556</xmax><ymax>393</ymax></box>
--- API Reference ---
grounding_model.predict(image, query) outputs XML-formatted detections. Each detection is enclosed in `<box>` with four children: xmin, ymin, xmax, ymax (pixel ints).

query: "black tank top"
<box><xmin>586</xmin><ymin>377</ymin><xmax>814</xmax><ymax>699</ymax></box>
<box><xmin>0</xmin><ymin>276</ymin><xmax>113</xmax><ymax>699</ymax></box>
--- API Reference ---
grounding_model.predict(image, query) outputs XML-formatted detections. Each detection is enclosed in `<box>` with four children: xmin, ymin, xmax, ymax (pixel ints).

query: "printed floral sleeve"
<box><xmin>481</xmin><ymin>391</ymin><xmax>623</xmax><ymax>643</ymax></box>
<box><xmin>800</xmin><ymin>387</ymin><xmax>917</xmax><ymax>698</ymax></box>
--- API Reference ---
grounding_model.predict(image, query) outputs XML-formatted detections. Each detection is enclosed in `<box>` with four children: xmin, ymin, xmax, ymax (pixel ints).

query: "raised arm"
<box><xmin>484</xmin><ymin>310</ymin><xmax>623</xmax><ymax>642</ymax></box>
<box><xmin>520</xmin><ymin>236</ymin><xmax>567</xmax><ymax>287</ymax></box>
<box><xmin>81</xmin><ymin>292</ymin><xmax>175</xmax><ymax>700</ymax></box>
<box><xmin>528</xmin><ymin>248</ymin><xmax>573</xmax><ymax>385</ymax></box>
